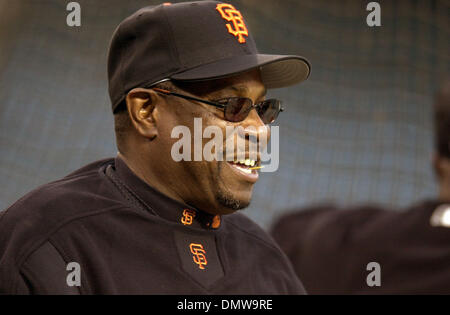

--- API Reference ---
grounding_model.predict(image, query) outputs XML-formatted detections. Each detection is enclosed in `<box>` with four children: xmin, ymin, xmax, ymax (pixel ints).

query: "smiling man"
<box><xmin>0</xmin><ymin>1</ymin><xmax>310</xmax><ymax>294</ymax></box>
<box><xmin>122</xmin><ymin>70</ymin><xmax>270</xmax><ymax>216</ymax></box>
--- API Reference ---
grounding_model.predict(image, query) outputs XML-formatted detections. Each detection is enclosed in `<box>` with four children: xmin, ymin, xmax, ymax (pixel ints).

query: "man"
<box><xmin>271</xmin><ymin>81</ymin><xmax>450</xmax><ymax>294</ymax></box>
<box><xmin>0</xmin><ymin>1</ymin><xmax>310</xmax><ymax>294</ymax></box>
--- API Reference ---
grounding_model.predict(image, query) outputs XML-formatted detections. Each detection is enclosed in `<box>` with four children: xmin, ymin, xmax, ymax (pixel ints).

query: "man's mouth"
<box><xmin>228</xmin><ymin>159</ymin><xmax>258</xmax><ymax>174</ymax></box>
<box><xmin>226</xmin><ymin>158</ymin><xmax>260</xmax><ymax>183</ymax></box>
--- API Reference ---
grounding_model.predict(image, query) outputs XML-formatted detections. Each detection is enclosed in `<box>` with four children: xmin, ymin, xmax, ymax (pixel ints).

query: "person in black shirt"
<box><xmin>271</xmin><ymin>80</ymin><xmax>450</xmax><ymax>294</ymax></box>
<box><xmin>0</xmin><ymin>1</ymin><xmax>310</xmax><ymax>294</ymax></box>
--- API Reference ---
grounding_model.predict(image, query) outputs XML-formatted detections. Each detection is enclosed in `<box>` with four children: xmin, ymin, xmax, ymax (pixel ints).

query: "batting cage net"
<box><xmin>0</xmin><ymin>0</ymin><xmax>448</xmax><ymax>229</ymax></box>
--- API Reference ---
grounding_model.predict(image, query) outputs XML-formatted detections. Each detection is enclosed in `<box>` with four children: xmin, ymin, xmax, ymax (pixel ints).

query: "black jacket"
<box><xmin>0</xmin><ymin>156</ymin><xmax>304</xmax><ymax>294</ymax></box>
<box><xmin>271</xmin><ymin>201</ymin><xmax>450</xmax><ymax>294</ymax></box>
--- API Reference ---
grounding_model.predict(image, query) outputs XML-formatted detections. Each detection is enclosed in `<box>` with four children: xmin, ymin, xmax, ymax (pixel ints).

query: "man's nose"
<box><xmin>239</xmin><ymin>109</ymin><xmax>271</xmax><ymax>144</ymax></box>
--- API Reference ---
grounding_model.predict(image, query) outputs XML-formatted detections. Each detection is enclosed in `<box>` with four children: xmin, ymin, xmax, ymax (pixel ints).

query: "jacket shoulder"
<box><xmin>0</xmin><ymin>158</ymin><xmax>120</xmax><ymax>290</ymax></box>
<box><xmin>1</xmin><ymin>158</ymin><xmax>116</xmax><ymax>226</ymax></box>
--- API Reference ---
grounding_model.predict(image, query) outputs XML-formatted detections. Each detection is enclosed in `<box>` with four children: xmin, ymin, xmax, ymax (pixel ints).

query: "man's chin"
<box><xmin>215</xmin><ymin>162</ymin><xmax>254</xmax><ymax>213</ymax></box>
<box><xmin>216</xmin><ymin>189</ymin><xmax>251</xmax><ymax>213</ymax></box>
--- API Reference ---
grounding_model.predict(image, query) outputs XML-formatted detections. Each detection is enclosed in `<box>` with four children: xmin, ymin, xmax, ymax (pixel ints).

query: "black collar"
<box><xmin>113</xmin><ymin>156</ymin><xmax>221</xmax><ymax>230</ymax></box>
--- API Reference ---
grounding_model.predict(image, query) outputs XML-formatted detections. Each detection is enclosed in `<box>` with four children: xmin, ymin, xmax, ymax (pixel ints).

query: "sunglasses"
<box><xmin>152</xmin><ymin>87</ymin><xmax>283</xmax><ymax>124</ymax></box>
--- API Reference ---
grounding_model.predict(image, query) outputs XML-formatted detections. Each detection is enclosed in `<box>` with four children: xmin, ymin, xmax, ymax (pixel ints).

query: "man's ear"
<box><xmin>126</xmin><ymin>88</ymin><xmax>160</xmax><ymax>140</ymax></box>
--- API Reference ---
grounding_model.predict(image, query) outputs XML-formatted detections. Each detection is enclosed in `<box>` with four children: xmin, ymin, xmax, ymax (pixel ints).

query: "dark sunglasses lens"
<box><xmin>258</xmin><ymin>99</ymin><xmax>281</xmax><ymax>124</ymax></box>
<box><xmin>224</xmin><ymin>98</ymin><xmax>253</xmax><ymax>122</ymax></box>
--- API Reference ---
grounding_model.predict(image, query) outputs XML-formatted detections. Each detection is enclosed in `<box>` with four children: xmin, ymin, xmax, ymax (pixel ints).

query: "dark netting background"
<box><xmin>0</xmin><ymin>0</ymin><xmax>449</xmax><ymax>229</ymax></box>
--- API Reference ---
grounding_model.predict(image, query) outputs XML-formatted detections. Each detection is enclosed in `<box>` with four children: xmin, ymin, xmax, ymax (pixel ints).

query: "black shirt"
<box><xmin>271</xmin><ymin>200</ymin><xmax>450</xmax><ymax>294</ymax></box>
<box><xmin>0</xmin><ymin>156</ymin><xmax>304</xmax><ymax>294</ymax></box>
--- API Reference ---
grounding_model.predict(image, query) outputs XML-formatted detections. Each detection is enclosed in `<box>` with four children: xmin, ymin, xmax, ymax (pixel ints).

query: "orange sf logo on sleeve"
<box><xmin>216</xmin><ymin>3</ymin><xmax>249</xmax><ymax>44</ymax></box>
<box><xmin>181</xmin><ymin>209</ymin><xmax>196</xmax><ymax>225</ymax></box>
<box><xmin>189</xmin><ymin>243</ymin><xmax>208</xmax><ymax>270</ymax></box>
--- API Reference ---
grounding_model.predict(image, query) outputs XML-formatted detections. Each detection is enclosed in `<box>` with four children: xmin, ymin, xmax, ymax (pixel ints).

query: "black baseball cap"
<box><xmin>108</xmin><ymin>1</ymin><xmax>311</xmax><ymax>113</ymax></box>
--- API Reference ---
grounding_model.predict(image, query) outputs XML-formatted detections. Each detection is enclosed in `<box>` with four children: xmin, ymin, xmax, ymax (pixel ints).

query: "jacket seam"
<box><xmin>16</xmin><ymin>205</ymin><xmax>127</xmax><ymax>269</ymax></box>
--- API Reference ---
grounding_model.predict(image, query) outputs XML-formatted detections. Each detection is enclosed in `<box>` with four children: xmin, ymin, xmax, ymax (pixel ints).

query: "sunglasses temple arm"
<box><xmin>152</xmin><ymin>88</ymin><xmax>225</xmax><ymax>109</ymax></box>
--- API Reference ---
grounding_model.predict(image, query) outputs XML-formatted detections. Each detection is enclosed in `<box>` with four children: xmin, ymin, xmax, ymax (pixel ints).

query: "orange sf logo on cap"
<box><xmin>216</xmin><ymin>3</ymin><xmax>249</xmax><ymax>44</ymax></box>
<box><xmin>189</xmin><ymin>243</ymin><xmax>208</xmax><ymax>270</ymax></box>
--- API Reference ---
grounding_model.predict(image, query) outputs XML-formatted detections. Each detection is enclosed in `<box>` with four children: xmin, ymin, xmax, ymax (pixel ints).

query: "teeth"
<box><xmin>234</xmin><ymin>159</ymin><xmax>257</xmax><ymax>167</ymax></box>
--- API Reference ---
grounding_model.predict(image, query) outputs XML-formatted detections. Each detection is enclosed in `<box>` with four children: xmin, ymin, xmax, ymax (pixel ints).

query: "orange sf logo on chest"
<box><xmin>216</xmin><ymin>3</ymin><xmax>249</xmax><ymax>44</ymax></box>
<box><xmin>181</xmin><ymin>209</ymin><xmax>196</xmax><ymax>225</ymax></box>
<box><xmin>189</xmin><ymin>243</ymin><xmax>208</xmax><ymax>270</ymax></box>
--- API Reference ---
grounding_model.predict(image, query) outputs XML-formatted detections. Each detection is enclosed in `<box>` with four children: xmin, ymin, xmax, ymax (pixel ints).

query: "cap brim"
<box><xmin>170</xmin><ymin>54</ymin><xmax>311</xmax><ymax>89</ymax></box>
